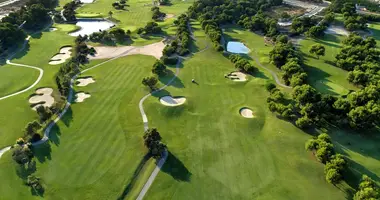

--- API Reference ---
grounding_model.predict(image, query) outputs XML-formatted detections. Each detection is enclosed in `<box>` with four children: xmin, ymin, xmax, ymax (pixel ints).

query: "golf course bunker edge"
<box><xmin>76</xmin><ymin>77</ymin><xmax>95</xmax><ymax>87</ymax></box>
<box><xmin>29</xmin><ymin>88</ymin><xmax>55</xmax><ymax>110</ymax></box>
<box><xmin>49</xmin><ymin>46</ymin><xmax>72</xmax><ymax>65</ymax></box>
<box><xmin>239</xmin><ymin>107</ymin><xmax>254</xmax><ymax>118</ymax></box>
<box><xmin>226</xmin><ymin>71</ymin><xmax>247</xmax><ymax>82</ymax></box>
<box><xmin>159</xmin><ymin>96</ymin><xmax>186</xmax><ymax>107</ymax></box>
<box><xmin>75</xmin><ymin>92</ymin><xmax>91</xmax><ymax>102</ymax></box>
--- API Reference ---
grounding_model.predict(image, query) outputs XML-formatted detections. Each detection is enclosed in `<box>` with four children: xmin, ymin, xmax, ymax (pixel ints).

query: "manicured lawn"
<box><xmin>0</xmin><ymin>64</ymin><xmax>39</xmax><ymax>97</ymax></box>
<box><xmin>299</xmin><ymin>34</ymin><xmax>357</xmax><ymax>95</ymax></box>
<box><xmin>76</xmin><ymin>0</ymin><xmax>191</xmax><ymax>32</ymax></box>
<box><xmin>0</xmin><ymin>24</ymin><xmax>76</xmax><ymax>148</ymax></box>
<box><xmin>0</xmin><ymin>55</ymin><xmax>173</xmax><ymax>199</ymax></box>
<box><xmin>142</xmin><ymin>34</ymin><xmax>348</xmax><ymax>199</ymax></box>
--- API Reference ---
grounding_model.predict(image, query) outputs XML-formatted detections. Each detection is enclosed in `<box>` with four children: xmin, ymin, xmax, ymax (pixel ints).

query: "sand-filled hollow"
<box><xmin>75</xmin><ymin>92</ymin><xmax>91</xmax><ymax>102</ymax></box>
<box><xmin>88</xmin><ymin>41</ymin><xmax>165</xmax><ymax>60</ymax></box>
<box><xmin>239</xmin><ymin>107</ymin><xmax>254</xmax><ymax>118</ymax></box>
<box><xmin>29</xmin><ymin>88</ymin><xmax>55</xmax><ymax>110</ymax></box>
<box><xmin>159</xmin><ymin>96</ymin><xmax>186</xmax><ymax>106</ymax></box>
<box><xmin>49</xmin><ymin>47</ymin><xmax>72</xmax><ymax>65</ymax></box>
<box><xmin>76</xmin><ymin>77</ymin><xmax>95</xmax><ymax>87</ymax></box>
<box><xmin>226</xmin><ymin>72</ymin><xmax>247</xmax><ymax>82</ymax></box>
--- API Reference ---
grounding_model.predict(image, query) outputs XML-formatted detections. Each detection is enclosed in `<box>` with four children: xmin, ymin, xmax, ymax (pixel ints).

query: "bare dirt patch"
<box><xmin>76</xmin><ymin>77</ymin><xmax>95</xmax><ymax>87</ymax></box>
<box><xmin>49</xmin><ymin>47</ymin><xmax>72</xmax><ymax>65</ymax></box>
<box><xmin>88</xmin><ymin>41</ymin><xmax>165</xmax><ymax>60</ymax></box>
<box><xmin>226</xmin><ymin>72</ymin><xmax>247</xmax><ymax>82</ymax></box>
<box><xmin>164</xmin><ymin>14</ymin><xmax>175</xmax><ymax>20</ymax></box>
<box><xmin>159</xmin><ymin>96</ymin><xmax>186</xmax><ymax>106</ymax></box>
<box><xmin>239</xmin><ymin>107</ymin><xmax>254</xmax><ymax>118</ymax></box>
<box><xmin>29</xmin><ymin>88</ymin><xmax>55</xmax><ymax>110</ymax></box>
<box><xmin>75</xmin><ymin>92</ymin><xmax>91</xmax><ymax>102</ymax></box>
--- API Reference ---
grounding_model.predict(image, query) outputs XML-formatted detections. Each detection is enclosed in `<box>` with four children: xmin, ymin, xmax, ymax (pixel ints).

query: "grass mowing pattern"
<box><xmin>142</xmin><ymin>35</ymin><xmax>347</xmax><ymax>199</ymax></box>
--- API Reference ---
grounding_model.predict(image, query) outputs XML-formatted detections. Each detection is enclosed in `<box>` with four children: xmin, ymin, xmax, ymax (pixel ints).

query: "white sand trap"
<box><xmin>227</xmin><ymin>72</ymin><xmax>247</xmax><ymax>82</ymax></box>
<box><xmin>164</xmin><ymin>14</ymin><xmax>175</xmax><ymax>20</ymax></box>
<box><xmin>49</xmin><ymin>47</ymin><xmax>72</xmax><ymax>65</ymax></box>
<box><xmin>75</xmin><ymin>92</ymin><xmax>91</xmax><ymax>102</ymax></box>
<box><xmin>29</xmin><ymin>88</ymin><xmax>55</xmax><ymax>110</ymax></box>
<box><xmin>76</xmin><ymin>77</ymin><xmax>95</xmax><ymax>86</ymax></box>
<box><xmin>159</xmin><ymin>96</ymin><xmax>186</xmax><ymax>106</ymax></box>
<box><xmin>88</xmin><ymin>41</ymin><xmax>165</xmax><ymax>60</ymax></box>
<box><xmin>48</xmin><ymin>28</ymin><xmax>57</xmax><ymax>32</ymax></box>
<box><xmin>240</xmin><ymin>108</ymin><xmax>254</xmax><ymax>118</ymax></box>
<box><xmin>325</xmin><ymin>25</ymin><xmax>349</xmax><ymax>36</ymax></box>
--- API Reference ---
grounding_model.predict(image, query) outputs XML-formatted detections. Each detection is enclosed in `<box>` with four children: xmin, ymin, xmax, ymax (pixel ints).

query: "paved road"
<box><xmin>136</xmin><ymin>59</ymin><xmax>181</xmax><ymax>200</ymax></box>
<box><xmin>0</xmin><ymin>36</ymin><xmax>44</xmax><ymax>101</ymax></box>
<box><xmin>0</xmin><ymin>0</ymin><xmax>22</xmax><ymax>7</ymax></box>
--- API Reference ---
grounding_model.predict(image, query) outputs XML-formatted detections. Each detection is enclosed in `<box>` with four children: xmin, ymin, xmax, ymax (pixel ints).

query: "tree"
<box><xmin>309</xmin><ymin>44</ymin><xmax>325</xmax><ymax>59</ymax></box>
<box><xmin>26</xmin><ymin>175</ymin><xmax>44</xmax><ymax>194</ymax></box>
<box><xmin>265</xmin><ymin>83</ymin><xmax>276</xmax><ymax>92</ymax></box>
<box><xmin>24</xmin><ymin>120</ymin><xmax>42</xmax><ymax>142</ymax></box>
<box><xmin>152</xmin><ymin>60</ymin><xmax>166</xmax><ymax>76</ymax></box>
<box><xmin>108</xmin><ymin>11</ymin><xmax>113</xmax><ymax>18</ymax></box>
<box><xmin>142</xmin><ymin>76</ymin><xmax>158</xmax><ymax>91</ymax></box>
<box><xmin>12</xmin><ymin>145</ymin><xmax>33</xmax><ymax>165</ymax></box>
<box><xmin>325</xmin><ymin>168</ymin><xmax>342</xmax><ymax>184</ymax></box>
<box><xmin>109</xmin><ymin>28</ymin><xmax>126</xmax><ymax>42</ymax></box>
<box><xmin>143</xmin><ymin>128</ymin><xmax>166</xmax><ymax>159</ymax></box>
<box><xmin>354</xmin><ymin>175</ymin><xmax>380</xmax><ymax>200</ymax></box>
<box><xmin>36</xmin><ymin>106</ymin><xmax>53</xmax><ymax>122</ymax></box>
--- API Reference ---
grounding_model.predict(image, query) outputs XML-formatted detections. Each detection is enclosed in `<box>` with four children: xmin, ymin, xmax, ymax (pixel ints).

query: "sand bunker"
<box><xmin>75</xmin><ymin>92</ymin><xmax>91</xmax><ymax>102</ymax></box>
<box><xmin>226</xmin><ymin>72</ymin><xmax>247</xmax><ymax>82</ymax></box>
<box><xmin>29</xmin><ymin>88</ymin><xmax>55</xmax><ymax>110</ymax></box>
<box><xmin>165</xmin><ymin>14</ymin><xmax>175</xmax><ymax>20</ymax></box>
<box><xmin>48</xmin><ymin>28</ymin><xmax>57</xmax><ymax>32</ymax></box>
<box><xmin>239</xmin><ymin>107</ymin><xmax>254</xmax><ymax>118</ymax></box>
<box><xmin>159</xmin><ymin>96</ymin><xmax>186</xmax><ymax>106</ymax></box>
<box><xmin>325</xmin><ymin>25</ymin><xmax>349</xmax><ymax>36</ymax></box>
<box><xmin>49</xmin><ymin>47</ymin><xmax>72</xmax><ymax>65</ymax></box>
<box><xmin>88</xmin><ymin>41</ymin><xmax>165</xmax><ymax>60</ymax></box>
<box><xmin>76</xmin><ymin>77</ymin><xmax>95</xmax><ymax>87</ymax></box>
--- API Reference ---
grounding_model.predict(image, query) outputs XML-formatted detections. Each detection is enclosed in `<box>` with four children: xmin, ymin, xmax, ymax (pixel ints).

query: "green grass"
<box><xmin>0</xmin><ymin>64</ymin><xmax>39</xmax><ymax>97</ymax></box>
<box><xmin>299</xmin><ymin>34</ymin><xmax>357</xmax><ymax>95</ymax></box>
<box><xmin>0</xmin><ymin>23</ymin><xmax>76</xmax><ymax>148</ymax></box>
<box><xmin>140</xmin><ymin>34</ymin><xmax>349</xmax><ymax>199</ymax></box>
<box><xmin>76</xmin><ymin>0</ymin><xmax>192</xmax><ymax>32</ymax></box>
<box><xmin>0</xmin><ymin>55</ymin><xmax>174</xmax><ymax>199</ymax></box>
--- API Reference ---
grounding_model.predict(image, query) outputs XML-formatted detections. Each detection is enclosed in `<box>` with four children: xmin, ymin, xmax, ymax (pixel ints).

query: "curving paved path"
<box><xmin>0</xmin><ymin>36</ymin><xmax>44</xmax><ymax>101</ymax></box>
<box><xmin>250</xmin><ymin>53</ymin><xmax>292</xmax><ymax>89</ymax></box>
<box><xmin>136</xmin><ymin>59</ymin><xmax>181</xmax><ymax>200</ymax></box>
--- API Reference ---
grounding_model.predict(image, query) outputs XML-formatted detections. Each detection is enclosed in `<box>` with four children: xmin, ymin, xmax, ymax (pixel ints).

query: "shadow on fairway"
<box><xmin>117</xmin><ymin>153</ymin><xmax>150</xmax><ymax>200</ymax></box>
<box><xmin>158</xmin><ymin>69</ymin><xmax>185</xmax><ymax>88</ymax></box>
<box><xmin>49</xmin><ymin>124</ymin><xmax>61</xmax><ymax>146</ymax></box>
<box><xmin>33</xmin><ymin>142</ymin><xmax>52</xmax><ymax>163</ymax></box>
<box><xmin>161</xmin><ymin>151</ymin><xmax>191</xmax><ymax>182</ymax></box>
<box><xmin>61</xmin><ymin>106</ymin><xmax>74</xmax><ymax>127</ymax></box>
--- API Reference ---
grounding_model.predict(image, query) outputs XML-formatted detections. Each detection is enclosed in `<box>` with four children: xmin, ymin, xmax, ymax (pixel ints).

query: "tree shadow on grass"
<box><xmin>160</xmin><ymin>151</ymin><xmax>191</xmax><ymax>182</ymax></box>
<box><xmin>152</xmin><ymin>89</ymin><xmax>171</xmax><ymax>98</ymax></box>
<box><xmin>12</xmin><ymin>42</ymin><xmax>30</xmax><ymax>60</ymax></box>
<box><xmin>32</xmin><ymin>142</ymin><xmax>52</xmax><ymax>163</ymax></box>
<box><xmin>117</xmin><ymin>153</ymin><xmax>150</xmax><ymax>200</ymax></box>
<box><xmin>48</xmin><ymin>124</ymin><xmax>61</xmax><ymax>146</ymax></box>
<box><xmin>60</xmin><ymin>106</ymin><xmax>73</xmax><ymax>127</ymax></box>
<box><xmin>158</xmin><ymin>69</ymin><xmax>185</xmax><ymax>88</ymax></box>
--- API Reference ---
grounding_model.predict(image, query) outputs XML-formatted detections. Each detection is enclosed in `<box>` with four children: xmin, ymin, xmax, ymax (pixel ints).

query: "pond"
<box><xmin>69</xmin><ymin>19</ymin><xmax>115</xmax><ymax>37</ymax></box>
<box><xmin>226</xmin><ymin>42</ymin><xmax>250</xmax><ymax>54</ymax></box>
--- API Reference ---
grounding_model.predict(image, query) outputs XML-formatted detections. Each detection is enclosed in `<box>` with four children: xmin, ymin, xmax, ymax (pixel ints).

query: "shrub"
<box><xmin>265</xmin><ymin>83</ymin><xmax>276</xmax><ymax>92</ymax></box>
